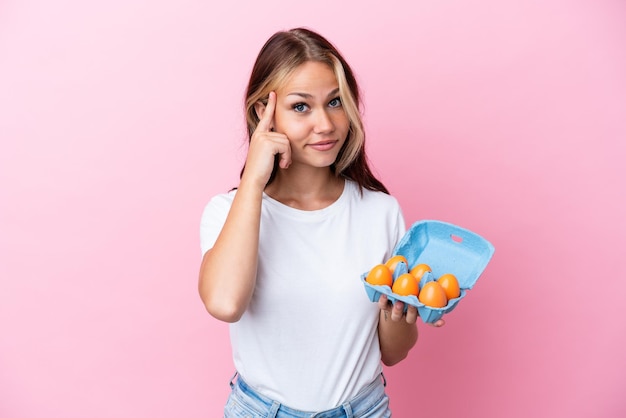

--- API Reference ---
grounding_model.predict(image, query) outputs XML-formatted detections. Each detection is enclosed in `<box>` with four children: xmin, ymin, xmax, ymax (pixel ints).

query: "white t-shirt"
<box><xmin>200</xmin><ymin>179</ymin><xmax>405</xmax><ymax>411</ymax></box>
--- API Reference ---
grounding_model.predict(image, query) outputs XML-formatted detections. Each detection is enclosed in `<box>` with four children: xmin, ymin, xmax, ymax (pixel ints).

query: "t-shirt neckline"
<box><xmin>262</xmin><ymin>179</ymin><xmax>352</xmax><ymax>220</ymax></box>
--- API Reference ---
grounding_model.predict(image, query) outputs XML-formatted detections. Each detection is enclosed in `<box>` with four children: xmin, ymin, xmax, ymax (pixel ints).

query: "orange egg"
<box><xmin>409</xmin><ymin>263</ymin><xmax>432</xmax><ymax>282</ymax></box>
<box><xmin>365</xmin><ymin>264</ymin><xmax>393</xmax><ymax>287</ymax></box>
<box><xmin>418</xmin><ymin>281</ymin><xmax>448</xmax><ymax>308</ymax></box>
<box><xmin>391</xmin><ymin>273</ymin><xmax>419</xmax><ymax>296</ymax></box>
<box><xmin>385</xmin><ymin>255</ymin><xmax>408</xmax><ymax>274</ymax></box>
<box><xmin>437</xmin><ymin>273</ymin><xmax>461</xmax><ymax>300</ymax></box>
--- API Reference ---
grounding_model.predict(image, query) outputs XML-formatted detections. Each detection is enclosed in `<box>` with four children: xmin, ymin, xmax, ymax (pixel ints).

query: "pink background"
<box><xmin>1</xmin><ymin>0</ymin><xmax>625</xmax><ymax>417</ymax></box>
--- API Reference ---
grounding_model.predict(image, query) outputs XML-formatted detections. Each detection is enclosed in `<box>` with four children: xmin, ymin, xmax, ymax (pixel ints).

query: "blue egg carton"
<box><xmin>361</xmin><ymin>220</ymin><xmax>495</xmax><ymax>323</ymax></box>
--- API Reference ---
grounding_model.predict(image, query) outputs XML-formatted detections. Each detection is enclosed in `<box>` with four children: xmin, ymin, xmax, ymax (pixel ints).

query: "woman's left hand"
<box><xmin>377</xmin><ymin>294</ymin><xmax>445</xmax><ymax>327</ymax></box>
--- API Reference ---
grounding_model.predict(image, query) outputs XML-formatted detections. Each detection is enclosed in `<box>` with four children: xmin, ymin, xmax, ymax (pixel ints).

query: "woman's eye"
<box><xmin>328</xmin><ymin>97</ymin><xmax>342</xmax><ymax>108</ymax></box>
<box><xmin>293</xmin><ymin>103</ymin><xmax>309</xmax><ymax>113</ymax></box>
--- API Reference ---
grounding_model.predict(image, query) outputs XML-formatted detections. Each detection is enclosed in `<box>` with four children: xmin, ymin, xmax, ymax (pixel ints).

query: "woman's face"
<box><xmin>272</xmin><ymin>61</ymin><xmax>350</xmax><ymax>169</ymax></box>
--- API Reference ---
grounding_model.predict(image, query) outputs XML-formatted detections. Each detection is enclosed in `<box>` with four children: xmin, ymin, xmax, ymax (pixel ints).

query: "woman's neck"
<box><xmin>264</xmin><ymin>166</ymin><xmax>345</xmax><ymax>211</ymax></box>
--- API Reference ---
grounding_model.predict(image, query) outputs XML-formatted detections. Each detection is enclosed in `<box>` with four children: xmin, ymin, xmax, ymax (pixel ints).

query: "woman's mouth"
<box><xmin>308</xmin><ymin>140</ymin><xmax>338</xmax><ymax>151</ymax></box>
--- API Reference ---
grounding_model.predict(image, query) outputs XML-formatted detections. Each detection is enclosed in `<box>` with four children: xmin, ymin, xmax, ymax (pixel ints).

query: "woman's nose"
<box><xmin>314</xmin><ymin>110</ymin><xmax>334</xmax><ymax>134</ymax></box>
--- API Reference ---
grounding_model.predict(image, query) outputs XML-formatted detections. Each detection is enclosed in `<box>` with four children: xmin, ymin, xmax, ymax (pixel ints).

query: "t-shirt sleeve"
<box><xmin>199</xmin><ymin>193</ymin><xmax>234</xmax><ymax>256</ymax></box>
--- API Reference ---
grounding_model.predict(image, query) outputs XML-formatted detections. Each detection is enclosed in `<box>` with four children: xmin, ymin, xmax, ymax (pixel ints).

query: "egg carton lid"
<box><xmin>393</xmin><ymin>220</ymin><xmax>495</xmax><ymax>290</ymax></box>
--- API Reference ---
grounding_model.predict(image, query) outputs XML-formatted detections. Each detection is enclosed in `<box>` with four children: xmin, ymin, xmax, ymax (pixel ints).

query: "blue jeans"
<box><xmin>224</xmin><ymin>372</ymin><xmax>392</xmax><ymax>417</ymax></box>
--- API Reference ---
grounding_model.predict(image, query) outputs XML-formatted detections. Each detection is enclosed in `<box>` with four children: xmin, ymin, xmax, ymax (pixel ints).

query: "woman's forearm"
<box><xmin>198</xmin><ymin>180</ymin><xmax>264</xmax><ymax>323</ymax></box>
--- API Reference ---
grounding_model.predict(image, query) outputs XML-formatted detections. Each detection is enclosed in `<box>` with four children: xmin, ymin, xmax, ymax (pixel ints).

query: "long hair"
<box><xmin>242</xmin><ymin>28</ymin><xmax>389</xmax><ymax>194</ymax></box>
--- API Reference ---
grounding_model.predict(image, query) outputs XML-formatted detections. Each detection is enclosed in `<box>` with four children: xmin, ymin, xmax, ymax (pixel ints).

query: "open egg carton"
<box><xmin>361</xmin><ymin>220</ymin><xmax>495</xmax><ymax>323</ymax></box>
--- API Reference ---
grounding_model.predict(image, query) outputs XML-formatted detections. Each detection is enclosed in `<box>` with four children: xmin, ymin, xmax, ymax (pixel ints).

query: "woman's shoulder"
<box><xmin>347</xmin><ymin>180</ymin><xmax>401</xmax><ymax>211</ymax></box>
<box><xmin>202</xmin><ymin>188</ymin><xmax>237</xmax><ymax>215</ymax></box>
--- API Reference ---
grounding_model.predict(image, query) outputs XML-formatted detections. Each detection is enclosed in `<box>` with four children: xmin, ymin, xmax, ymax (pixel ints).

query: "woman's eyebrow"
<box><xmin>286</xmin><ymin>88</ymin><xmax>340</xmax><ymax>99</ymax></box>
<box><xmin>286</xmin><ymin>92</ymin><xmax>312</xmax><ymax>99</ymax></box>
<box><xmin>327</xmin><ymin>88</ymin><xmax>340</xmax><ymax>98</ymax></box>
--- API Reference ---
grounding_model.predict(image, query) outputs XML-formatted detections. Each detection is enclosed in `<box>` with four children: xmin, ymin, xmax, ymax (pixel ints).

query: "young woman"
<box><xmin>199</xmin><ymin>27</ymin><xmax>443</xmax><ymax>417</ymax></box>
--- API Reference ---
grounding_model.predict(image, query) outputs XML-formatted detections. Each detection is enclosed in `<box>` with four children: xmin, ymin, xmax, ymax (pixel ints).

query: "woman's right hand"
<box><xmin>242</xmin><ymin>91</ymin><xmax>292</xmax><ymax>189</ymax></box>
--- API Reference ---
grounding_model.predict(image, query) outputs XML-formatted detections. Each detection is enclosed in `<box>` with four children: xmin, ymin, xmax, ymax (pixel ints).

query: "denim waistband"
<box><xmin>229</xmin><ymin>371</ymin><xmax>387</xmax><ymax>417</ymax></box>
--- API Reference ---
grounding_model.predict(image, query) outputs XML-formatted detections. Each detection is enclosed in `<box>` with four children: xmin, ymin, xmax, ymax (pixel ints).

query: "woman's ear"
<box><xmin>254</xmin><ymin>101</ymin><xmax>266</xmax><ymax>121</ymax></box>
<box><xmin>254</xmin><ymin>99</ymin><xmax>274</xmax><ymax>131</ymax></box>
